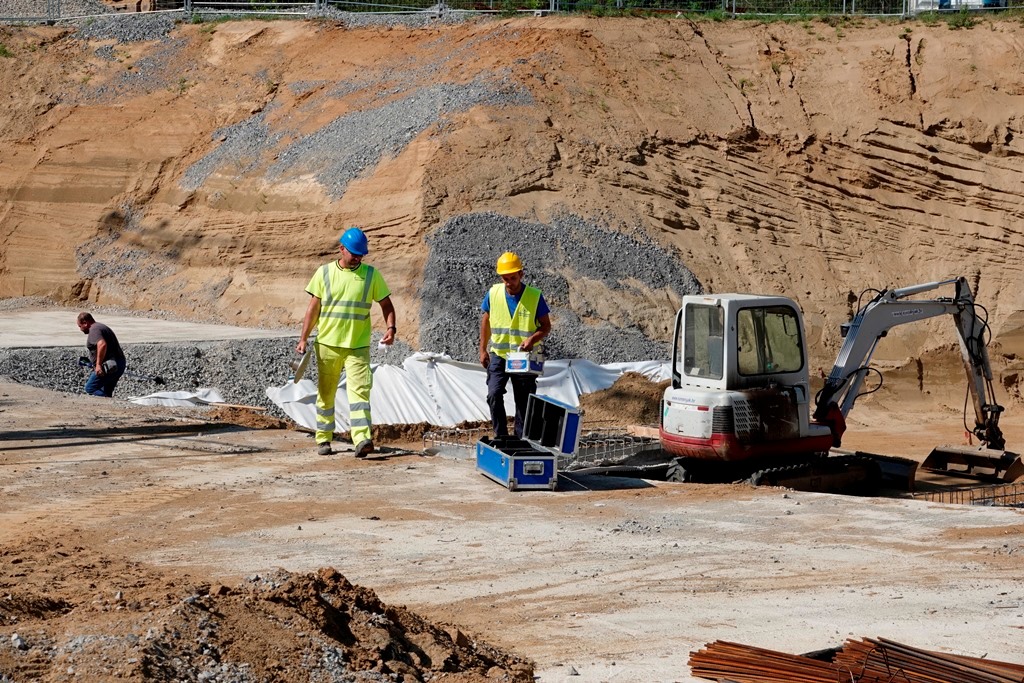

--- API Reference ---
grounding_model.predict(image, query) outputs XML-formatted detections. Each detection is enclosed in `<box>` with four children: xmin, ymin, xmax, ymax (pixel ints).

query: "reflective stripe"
<box><xmin>490</xmin><ymin>326</ymin><xmax>536</xmax><ymax>336</ymax></box>
<box><xmin>361</xmin><ymin>266</ymin><xmax>375</xmax><ymax>302</ymax></box>
<box><xmin>319</xmin><ymin>309</ymin><xmax>371</xmax><ymax>321</ymax></box>
<box><xmin>349</xmin><ymin>402</ymin><xmax>371</xmax><ymax>412</ymax></box>
<box><xmin>350</xmin><ymin>417</ymin><xmax>372</xmax><ymax>427</ymax></box>
<box><xmin>317</xmin><ymin>406</ymin><xmax>334</xmax><ymax>418</ymax></box>
<box><xmin>321</xmin><ymin>264</ymin><xmax>332</xmax><ymax>306</ymax></box>
<box><xmin>324</xmin><ymin>301</ymin><xmax>372</xmax><ymax>310</ymax></box>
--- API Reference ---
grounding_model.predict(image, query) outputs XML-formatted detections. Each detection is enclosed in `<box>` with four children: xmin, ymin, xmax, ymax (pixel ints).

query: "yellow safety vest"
<box><xmin>307</xmin><ymin>262</ymin><xmax>387</xmax><ymax>348</ymax></box>
<box><xmin>488</xmin><ymin>283</ymin><xmax>542</xmax><ymax>358</ymax></box>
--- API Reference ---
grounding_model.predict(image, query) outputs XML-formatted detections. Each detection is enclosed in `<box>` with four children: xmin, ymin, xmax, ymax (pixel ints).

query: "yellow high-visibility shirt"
<box><xmin>306</xmin><ymin>261</ymin><xmax>390</xmax><ymax>348</ymax></box>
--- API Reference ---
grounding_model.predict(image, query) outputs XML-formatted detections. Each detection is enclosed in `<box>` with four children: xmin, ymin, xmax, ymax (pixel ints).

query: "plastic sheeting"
<box><xmin>266</xmin><ymin>352</ymin><xmax>670</xmax><ymax>432</ymax></box>
<box><xmin>129</xmin><ymin>388</ymin><xmax>226</xmax><ymax>407</ymax></box>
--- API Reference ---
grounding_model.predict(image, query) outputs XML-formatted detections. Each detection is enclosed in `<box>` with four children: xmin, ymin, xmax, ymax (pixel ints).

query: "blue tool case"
<box><xmin>475</xmin><ymin>394</ymin><xmax>581</xmax><ymax>491</ymax></box>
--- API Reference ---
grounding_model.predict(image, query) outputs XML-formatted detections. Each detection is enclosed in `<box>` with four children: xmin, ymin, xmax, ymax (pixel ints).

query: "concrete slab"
<box><xmin>0</xmin><ymin>310</ymin><xmax>295</xmax><ymax>348</ymax></box>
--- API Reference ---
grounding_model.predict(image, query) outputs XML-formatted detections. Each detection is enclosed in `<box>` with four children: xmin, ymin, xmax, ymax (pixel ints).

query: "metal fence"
<box><xmin>3</xmin><ymin>0</ymin><xmax>1021</xmax><ymax>23</ymax></box>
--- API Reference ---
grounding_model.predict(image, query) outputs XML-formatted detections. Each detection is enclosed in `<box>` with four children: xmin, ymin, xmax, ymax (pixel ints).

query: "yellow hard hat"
<box><xmin>496</xmin><ymin>252</ymin><xmax>523</xmax><ymax>275</ymax></box>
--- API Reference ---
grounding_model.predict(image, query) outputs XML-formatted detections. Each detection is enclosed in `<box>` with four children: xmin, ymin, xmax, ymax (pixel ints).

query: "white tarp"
<box><xmin>129</xmin><ymin>388</ymin><xmax>226</xmax><ymax>407</ymax></box>
<box><xmin>266</xmin><ymin>352</ymin><xmax>670</xmax><ymax>432</ymax></box>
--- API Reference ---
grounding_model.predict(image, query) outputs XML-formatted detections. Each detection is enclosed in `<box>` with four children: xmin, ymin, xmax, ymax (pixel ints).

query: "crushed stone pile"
<box><xmin>422</xmin><ymin>212</ymin><xmax>702</xmax><ymax>364</ymax></box>
<box><xmin>71</xmin><ymin>11</ymin><xmax>177</xmax><ymax>41</ymax></box>
<box><xmin>0</xmin><ymin>336</ymin><xmax>414</xmax><ymax>420</ymax></box>
<box><xmin>2</xmin><ymin>0</ymin><xmax>111</xmax><ymax>20</ymax></box>
<box><xmin>0</xmin><ymin>537</ymin><xmax>533</xmax><ymax>682</ymax></box>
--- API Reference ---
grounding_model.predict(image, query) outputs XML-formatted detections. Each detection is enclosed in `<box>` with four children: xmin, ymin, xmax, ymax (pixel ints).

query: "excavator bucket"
<box><xmin>921</xmin><ymin>445</ymin><xmax>1024</xmax><ymax>483</ymax></box>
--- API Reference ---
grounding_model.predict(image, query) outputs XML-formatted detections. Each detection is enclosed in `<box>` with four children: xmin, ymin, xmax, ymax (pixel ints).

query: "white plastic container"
<box><xmin>505</xmin><ymin>350</ymin><xmax>544</xmax><ymax>376</ymax></box>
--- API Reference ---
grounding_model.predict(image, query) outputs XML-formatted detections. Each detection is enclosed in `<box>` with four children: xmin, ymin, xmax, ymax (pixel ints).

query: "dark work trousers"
<box><xmin>84</xmin><ymin>358</ymin><xmax>126</xmax><ymax>397</ymax></box>
<box><xmin>487</xmin><ymin>352</ymin><xmax>537</xmax><ymax>438</ymax></box>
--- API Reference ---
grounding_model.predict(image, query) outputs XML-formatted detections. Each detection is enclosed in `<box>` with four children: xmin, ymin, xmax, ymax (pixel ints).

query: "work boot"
<box><xmin>354</xmin><ymin>439</ymin><xmax>374</xmax><ymax>459</ymax></box>
<box><xmin>317</xmin><ymin>442</ymin><xmax>332</xmax><ymax>456</ymax></box>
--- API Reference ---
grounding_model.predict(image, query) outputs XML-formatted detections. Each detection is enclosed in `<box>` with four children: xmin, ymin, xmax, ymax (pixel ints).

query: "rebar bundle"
<box><xmin>689</xmin><ymin>637</ymin><xmax>1024</xmax><ymax>683</ymax></box>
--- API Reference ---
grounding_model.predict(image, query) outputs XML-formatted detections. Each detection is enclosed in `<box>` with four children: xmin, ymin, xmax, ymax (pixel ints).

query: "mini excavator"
<box><xmin>659</xmin><ymin>277</ymin><xmax>1024</xmax><ymax>492</ymax></box>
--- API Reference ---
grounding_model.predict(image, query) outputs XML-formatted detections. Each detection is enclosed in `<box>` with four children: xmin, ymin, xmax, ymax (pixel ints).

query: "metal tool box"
<box><xmin>475</xmin><ymin>394</ymin><xmax>581</xmax><ymax>491</ymax></box>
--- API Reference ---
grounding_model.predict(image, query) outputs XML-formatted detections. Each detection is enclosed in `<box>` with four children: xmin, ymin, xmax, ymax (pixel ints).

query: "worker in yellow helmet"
<box><xmin>478</xmin><ymin>252</ymin><xmax>552</xmax><ymax>438</ymax></box>
<box><xmin>296</xmin><ymin>227</ymin><xmax>396</xmax><ymax>458</ymax></box>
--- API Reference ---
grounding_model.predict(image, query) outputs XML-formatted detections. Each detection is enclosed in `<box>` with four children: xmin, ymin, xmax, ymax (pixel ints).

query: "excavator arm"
<box><xmin>811</xmin><ymin>277</ymin><xmax>1005</xmax><ymax>451</ymax></box>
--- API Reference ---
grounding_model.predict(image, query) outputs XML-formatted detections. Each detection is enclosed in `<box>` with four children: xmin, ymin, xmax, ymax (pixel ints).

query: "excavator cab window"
<box><xmin>737</xmin><ymin>306</ymin><xmax>803</xmax><ymax>376</ymax></box>
<box><xmin>683</xmin><ymin>303</ymin><xmax>725</xmax><ymax>379</ymax></box>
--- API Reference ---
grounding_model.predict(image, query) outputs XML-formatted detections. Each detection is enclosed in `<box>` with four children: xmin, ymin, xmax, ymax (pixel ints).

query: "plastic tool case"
<box><xmin>504</xmin><ymin>350</ymin><xmax>544</xmax><ymax>376</ymax></box>
<box><xmin>475</xmin><ymin>394</ymin><xmax>581</xmax><ymax>491</ymax></box>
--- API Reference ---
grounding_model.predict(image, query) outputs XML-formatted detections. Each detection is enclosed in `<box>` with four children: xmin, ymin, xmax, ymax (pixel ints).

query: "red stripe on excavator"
<box><xmin>659</xmin><ymin>429</ymin><xmax>835</xmax><ymax>462</ymax></box>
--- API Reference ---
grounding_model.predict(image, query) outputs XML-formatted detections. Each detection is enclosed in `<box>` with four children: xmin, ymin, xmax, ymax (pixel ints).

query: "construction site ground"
<box><xmin>2</xmin><ymin>319</ymin><xmax>1023</xmax><ymax>683</ymax></box>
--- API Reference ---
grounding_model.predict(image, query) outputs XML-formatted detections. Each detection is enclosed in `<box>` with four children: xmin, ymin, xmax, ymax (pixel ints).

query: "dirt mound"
<box><xmin>0</xmin><ymin>535</ymin><xmax>533</xmax><ymax>682</ymax></box>
<box><xmin>207</xmin><ymin>405</ymin><xmax>291</xmax><ymax>429</ymax></box>
<box><xmin>578</xmin><ymin>372</ymin><xmax>669</xmax><ymax>427</ymax></box>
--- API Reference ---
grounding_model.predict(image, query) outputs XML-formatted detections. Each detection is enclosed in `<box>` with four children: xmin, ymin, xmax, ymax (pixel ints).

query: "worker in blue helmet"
<box><xmin>296</xmin><ymin>227</ymin><xmax>396</xmax><ymax>458</ymax></box>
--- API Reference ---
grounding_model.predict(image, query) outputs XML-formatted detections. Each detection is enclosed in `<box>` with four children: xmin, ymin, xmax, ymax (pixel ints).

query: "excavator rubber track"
<box><xmin>749</xmin><ymin>452</ymin><xmax>918</xmax><ymax>495</ymax></box>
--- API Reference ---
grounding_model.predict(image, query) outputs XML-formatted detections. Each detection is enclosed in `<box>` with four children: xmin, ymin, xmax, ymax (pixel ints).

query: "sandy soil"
<box><xmin>1</xmin><ymin>377</ymin><xmax>1022</xmax><ymax>682</ymax></box>
<box><xmin>2</xmin><ymin>17</ymin><xmax>1024</xmax><ymax>369</ymax></box>
<box><xmin>3</xmin><ymin>12</ymin><xmax>1024</xmax><ymax>682</ymax></box>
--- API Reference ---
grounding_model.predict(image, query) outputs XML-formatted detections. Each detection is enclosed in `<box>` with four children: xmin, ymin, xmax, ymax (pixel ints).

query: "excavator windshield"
<box><xmin>736</xmin><ymin>306</ymin><xmax>803</xmax><ymax>376</ymax></box>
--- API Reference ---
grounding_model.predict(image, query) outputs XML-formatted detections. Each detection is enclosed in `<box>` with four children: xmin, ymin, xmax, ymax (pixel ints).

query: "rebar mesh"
<box><xmin>423</xmin><ymin>426</ymin><xmax>491</xmax><ymax>455</ymax></box>
<box><xmin>911</xmin><ymin>482</ymin><xmax>1024</xmax><ymax>507</ymax></box>
<box><xmin>561</xmin><ymin>427</ymin><xmax>660</xmax><ymax>471</ymax></box>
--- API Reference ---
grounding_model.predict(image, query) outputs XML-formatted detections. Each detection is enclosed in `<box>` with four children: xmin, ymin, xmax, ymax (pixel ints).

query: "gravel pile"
<box><xmin>420</xmin><ymin>212</ymin><xmax>703</xmax><ymax>364</ymax></box>
<box><xmin>271</xmin><ymin>76</ymin><xmax>531</xmax><ymax>199</ymax></box>
<box><xmin>307</xmin><ymin>6</ymin><xmax>475</xmax><ymax>28</ymax></box>
<box><xmin>0</xmin><ymin>334</ymin><xmax>414</xmax><ymax>419</ymax></box>
<box><xmin>184</xmin><ymin>74</ymin><xmax>530</xmax><ymax>199</ymax></box>
<box><xmin>3</xmin><ymin>2</ymin><xmax>479</xmax><ymax>23</ymax></box>
<box><xmin>181</xmin><ymin>110</ymin><xmax>284</xmax><ymax>192</ymax></box>
<box><xmin>70</xmin><ymin>11</ymin><xmax>177</xmax><ymax>41</ymax></box>
<box><xmin>1</xmin><ymin>0</ymin><xmax>111</xmax><ymax>21</ymax></box>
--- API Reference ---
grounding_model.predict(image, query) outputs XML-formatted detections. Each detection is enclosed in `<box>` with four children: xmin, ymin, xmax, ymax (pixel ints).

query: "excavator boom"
<box><xmin>811</xmin><ymin>277</ymin><xmax>1020</xmax><ymax>482</ymax></box>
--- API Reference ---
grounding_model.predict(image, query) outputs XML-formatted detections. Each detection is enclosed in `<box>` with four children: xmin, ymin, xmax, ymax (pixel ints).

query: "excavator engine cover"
<box><xmin>921</xmin><ymin>445</ymin><xmax>1024</xmax><ymax>483</ymax></box>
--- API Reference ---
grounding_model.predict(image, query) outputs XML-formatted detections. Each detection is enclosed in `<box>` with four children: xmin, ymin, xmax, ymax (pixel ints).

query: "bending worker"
<box><xmin>478</xmin><ymin>251</ymin><xmax>552</xmax><ymax>438</ymax></box>
<box><xmin>296</xmin><ymin>227</ymin><xmax>396</xmax><ymax>458</ymax></box>
<box><xmin>77</xmin><ymin>312</ymin><xmax>127</xmax><ymax>397</ymax></box>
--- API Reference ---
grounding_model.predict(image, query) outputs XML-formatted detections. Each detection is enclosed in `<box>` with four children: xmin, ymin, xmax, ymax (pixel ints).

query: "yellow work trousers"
<box><xmin>314</xmin><ymin>343</ymin><xmax>373</xmax><ymax>447</ymax></box>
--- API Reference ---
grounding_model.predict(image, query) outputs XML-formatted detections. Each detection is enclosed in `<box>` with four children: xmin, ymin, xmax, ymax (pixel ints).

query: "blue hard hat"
<box><xmin>339</xmin><ymin>227</ymin><xmax>369</xmax><ymax>256</ymax></box>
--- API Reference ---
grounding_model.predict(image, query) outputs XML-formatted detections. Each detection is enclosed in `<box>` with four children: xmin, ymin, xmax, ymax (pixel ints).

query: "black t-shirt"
<box><xmin>86</xmin><ymin>322</ymin><xmax>125</xmax><ymax>364</ymax></box>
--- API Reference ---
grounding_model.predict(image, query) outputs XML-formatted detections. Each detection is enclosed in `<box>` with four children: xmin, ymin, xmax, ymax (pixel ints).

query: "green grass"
<box><xmin>0</xmin><ymin>44</ymin><xmax>12</xmax><ymax>58</ymax></box>
<box><xmin>945</xmin><ymin>8</ymin><xmax>978</xmax><ymax>29</ymax></box>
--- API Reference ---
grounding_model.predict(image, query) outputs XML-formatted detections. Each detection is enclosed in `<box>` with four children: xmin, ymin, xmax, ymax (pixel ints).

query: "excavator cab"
<box><xmin>661</xmin><ymin>295</ymin><xmax>835</xmax><ymax>474</ymax></box>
